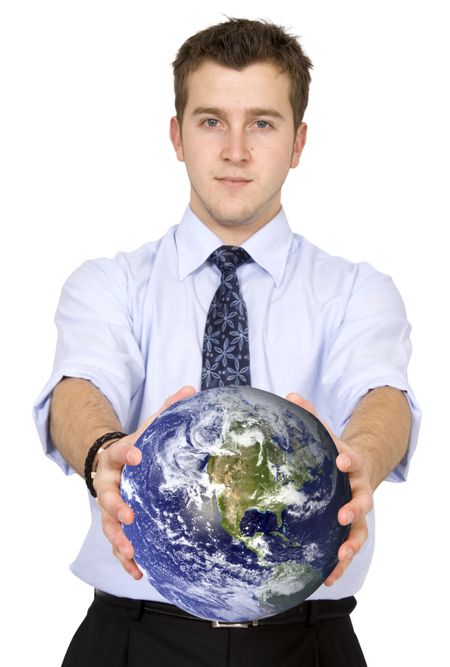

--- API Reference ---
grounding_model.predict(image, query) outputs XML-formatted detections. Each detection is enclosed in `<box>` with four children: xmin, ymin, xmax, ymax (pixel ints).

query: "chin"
<box><xmin>207</xmin><ymin>205</ymin><xmax>263</xmax><ymax>228</ymax></box>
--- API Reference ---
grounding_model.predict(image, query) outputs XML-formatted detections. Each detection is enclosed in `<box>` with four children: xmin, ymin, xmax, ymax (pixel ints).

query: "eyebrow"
<box><xmin>191</xmin><ymin>106</ymin><xmax>285</xmax><ymax>120</ymax></box>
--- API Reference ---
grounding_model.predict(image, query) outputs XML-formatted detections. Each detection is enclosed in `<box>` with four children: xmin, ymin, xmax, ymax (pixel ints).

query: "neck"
<box><xmin>191</xmin><ymin>205</ymin><xmax>282</xmax><ymax>246</ymax></box>
<box><xmin>214</xmin><ymin>225</ymin><xmax>262</xmax><ymax>246</ymax></box>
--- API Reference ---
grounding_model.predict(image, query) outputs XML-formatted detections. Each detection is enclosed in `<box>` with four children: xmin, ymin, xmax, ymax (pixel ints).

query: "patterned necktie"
<box><xmin>201</xmin><ymin>245</ymin><xmax>253</xmax><ymax>390</ymax></box>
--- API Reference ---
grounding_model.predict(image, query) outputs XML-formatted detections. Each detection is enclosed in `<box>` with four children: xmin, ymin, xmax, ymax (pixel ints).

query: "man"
<box><xmin>34</xmin><ymin>17</ymin><xmax>420</xmax><ymax>667</ymax></box>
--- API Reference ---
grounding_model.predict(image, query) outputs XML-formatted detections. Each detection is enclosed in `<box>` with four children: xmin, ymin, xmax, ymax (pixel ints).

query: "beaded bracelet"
<box><xmin>84</xmin><ymin>431</ymin><xmax>127</xmax><ymax>498</ymax></box>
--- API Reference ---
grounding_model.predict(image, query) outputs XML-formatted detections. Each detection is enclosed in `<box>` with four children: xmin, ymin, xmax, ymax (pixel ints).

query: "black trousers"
<box><xmin>62</xmin><ymin>591</ymin><xmax>367</xmax><ymax>667</ymax></box>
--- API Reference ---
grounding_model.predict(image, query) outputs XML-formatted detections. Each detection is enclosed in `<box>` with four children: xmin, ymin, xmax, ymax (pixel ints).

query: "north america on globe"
<box><xmin>121</xmin><ymin>387</ymin><xmax>351</xmax><ymax>622</ymax></box>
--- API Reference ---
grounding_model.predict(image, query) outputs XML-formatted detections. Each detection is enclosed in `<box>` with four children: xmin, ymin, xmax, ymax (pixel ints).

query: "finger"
<box><xmin>92</xmin><ymin>441</ymin><xmax>142</xmax><ymax>501</ymax></box>
<box><xmin>102</xmin><ymin>514</ymin><xmax>143</xmax><ymax>579</ymax></box>
<box><xmin>96</xmin><ymin>487</ymin><xmax>135</xmax><ymax>524</ymax></box>
<box><xmin>285</xmin><ymin>393</ymin><xmax>318</xmax><ymax>417</ymax></box>
<box><xmin>338</xmin><ymin>491</ymin><xmax>373</xmax><ymax>527</ymax></box>
<box><xmin>127</xmin><ymin>561</ymin><xmax>143</xmax><ymax>579</ymax></box>
<box><xmin>94</xmin><ymin>451</ymin><xmax>139</xmax><ymax>525</ymax></box>
<box><xmin>335</xmin><ymin>448</ymin><xmax>364</xmax><ymax>474</ymax></box>
<box><xmin>324</xmin><ymin>535</ymin><xmax>362</xmax><ymax>586</ymax></box>
<box><xmin>337</xmin><ymin>521</ymin><xmax>369</xmax><ymax>560</ymax></box>
<box><xmin>285</xmin><ymin>392</ymin><xmax>336</xmax><ymax>440</ymax></box>
<box><xmin>324</xmin><ymin>514</ymin><xmax>370</xmax><ymax>587</ymax></box>
<box><xmin>136</xmin><ymin>385</ymin><xmax>197</xmax><ymax>435</ymax></box>
<box><xmin>324</xmin><ymin>557</ymin><xmax>352</xmax><ymax>587</ymax></box>
<box><xmin>99</xmin><ymin>437</ymin><xmax>142</xmax><ymax>469</ymax></box>
<box><xmin>102</xmin><ymin>512</ymin><xmax>134</xmax><ymax>556</ymax></box>
<box><xmin>167</xmin><ymin>384</ymin><xmax>197</xmax><ymax>404</ymax></box>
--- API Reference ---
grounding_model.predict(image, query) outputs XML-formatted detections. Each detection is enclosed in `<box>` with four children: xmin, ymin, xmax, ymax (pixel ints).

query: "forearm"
<box><xmin>341</xmin><ymin>386</ymin><xmax>411</xmax><ymax>491</ymax></box>
<box><xmin>49</xmin><ymin>377</ymin><xmax>123</xmax><ymax>476</ymax></box>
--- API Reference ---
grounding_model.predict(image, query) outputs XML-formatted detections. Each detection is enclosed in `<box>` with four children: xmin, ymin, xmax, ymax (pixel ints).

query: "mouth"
<box><xmin>216</xmin><ymin>177</ymin><xmax>252</xmax><ymax>187</ymax></box>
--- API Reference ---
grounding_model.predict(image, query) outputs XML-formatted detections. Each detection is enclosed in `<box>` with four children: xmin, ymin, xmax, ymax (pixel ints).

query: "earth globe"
<box><xmin>121</xmin><ymin>386</ymin><xmax>351</xmax><ymax>623</ymax></box>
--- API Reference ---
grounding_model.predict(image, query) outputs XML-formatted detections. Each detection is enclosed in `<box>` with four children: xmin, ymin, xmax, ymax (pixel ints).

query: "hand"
<box><xmin>93</xmin><ymin>385</ymin><xmax>197</xmax><ymax>579</ymax></box>
<box><xmin>285</xmin><ymin>393</ymin><xmax>373</xmax><ymax>587</ymax></box>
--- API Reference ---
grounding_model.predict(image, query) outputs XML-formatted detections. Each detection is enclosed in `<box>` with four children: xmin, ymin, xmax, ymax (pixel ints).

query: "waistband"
<box><xmin>94</xmin><ymin>589</ymin><xmax>357</xmax><ymax>629</ymax></box>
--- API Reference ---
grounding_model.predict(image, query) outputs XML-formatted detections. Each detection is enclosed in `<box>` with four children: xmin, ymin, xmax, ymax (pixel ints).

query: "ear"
<box><xmin>170</xmin><ymin>116</ymin><xmax>185</xmax><ymax>162</ymax></box>
<box><xmin>290</xmin><ymin>123</ymin><xmax>307</xmax><ymax>169</ymax></box>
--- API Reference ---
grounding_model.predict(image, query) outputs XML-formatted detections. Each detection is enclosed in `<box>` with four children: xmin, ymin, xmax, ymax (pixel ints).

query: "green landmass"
<box><xmin>207</xmin><ymin>418</ymin><xmax>318</xmax><ymax>559</ymax></box>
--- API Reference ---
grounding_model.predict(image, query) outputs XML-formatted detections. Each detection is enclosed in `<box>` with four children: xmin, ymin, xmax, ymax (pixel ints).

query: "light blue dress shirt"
<box><xmin>33</xmin><ymin>205</ymin><xmax>420</xmax><ymax>601</ymax></box>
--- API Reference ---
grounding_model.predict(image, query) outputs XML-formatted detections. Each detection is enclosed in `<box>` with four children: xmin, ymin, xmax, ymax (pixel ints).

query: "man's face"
<box><xmin>170</xmin><ymin>60</ymin><xmax>307</xmax><ymax>240</ymax></box>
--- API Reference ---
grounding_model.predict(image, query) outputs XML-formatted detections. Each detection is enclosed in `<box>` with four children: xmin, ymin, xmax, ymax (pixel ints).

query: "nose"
<box><xmin>221</xmin><ymin>128</ymin><xmax>251</xmax><ymax>163</ymax></box>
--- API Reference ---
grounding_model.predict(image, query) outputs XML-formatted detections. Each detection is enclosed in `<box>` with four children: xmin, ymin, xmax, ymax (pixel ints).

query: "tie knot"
<box><xmin>208</xmin><ymin>245</ymin><xmax>252</xmax><ymax>274</ymax></box>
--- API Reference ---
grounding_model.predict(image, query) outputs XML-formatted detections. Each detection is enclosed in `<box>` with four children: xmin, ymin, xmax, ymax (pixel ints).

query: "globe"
<box><xmin>121</xmin><ymin>386</ymin><xmax>351</xmax><ymax>622</ymax></box>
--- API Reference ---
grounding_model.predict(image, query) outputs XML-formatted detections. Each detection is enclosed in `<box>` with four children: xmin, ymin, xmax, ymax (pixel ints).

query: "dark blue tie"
<box><xmin>201</xmin><ymin>246</ymin><xmax>253</xmax><ymax>390</ymax></box>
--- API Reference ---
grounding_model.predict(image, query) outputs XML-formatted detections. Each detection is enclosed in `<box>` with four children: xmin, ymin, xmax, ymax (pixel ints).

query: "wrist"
<box><xmin>341</xmin><ymin>437</ymin><xmax>381</xmax><ymax>492</ymax></box>
<box><xmin>92</xmin><ymin>440</ymin><xmax>116</xmax><ymax>473</ymax></box>
<box><xmin>84</xmin><ymin>431</ymin><xmax>128</xmax><ymax>497</ymax></box>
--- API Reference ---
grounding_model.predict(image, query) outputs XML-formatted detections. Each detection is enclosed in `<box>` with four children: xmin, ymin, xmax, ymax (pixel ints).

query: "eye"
<box><xmin>255</xmin><ymin>120</ymin><xmax>271</xmax><ymax>129</ymax></box>
<box><xmin>203</xmin><ymin>118</ymin><xmax>219</xmax><ymax>128</ymax></box>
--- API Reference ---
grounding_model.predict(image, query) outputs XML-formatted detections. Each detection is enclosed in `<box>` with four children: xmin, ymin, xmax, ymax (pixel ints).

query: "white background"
<box><xmin>1</xmin><ymin>1</ymin><xmax>448</xmax><ymax>664</ymax></box>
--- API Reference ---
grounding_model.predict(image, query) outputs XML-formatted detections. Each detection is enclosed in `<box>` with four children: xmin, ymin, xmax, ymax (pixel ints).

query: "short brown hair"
<box><xmin>172</xmin><ymin>17</ymin><xmax>313</xmax><ymax>130</ymax></box>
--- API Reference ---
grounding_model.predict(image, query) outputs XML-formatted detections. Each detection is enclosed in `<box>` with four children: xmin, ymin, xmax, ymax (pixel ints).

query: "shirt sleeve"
<box><xmin>32</xmin><ymin>256</ymin><xmax>146</xmax><ymax>475</ymax></box>
<box><xmin>320</xmin><ymin>262</ymin><xmax>421</xmax><ymax>482</ymax></box>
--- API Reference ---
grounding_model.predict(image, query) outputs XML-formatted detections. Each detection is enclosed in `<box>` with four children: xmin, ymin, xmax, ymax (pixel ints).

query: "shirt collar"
<box><xmin>175</xmin><ymin>205</ymin><xmax>293</xmax><ymax>287</ymax></box>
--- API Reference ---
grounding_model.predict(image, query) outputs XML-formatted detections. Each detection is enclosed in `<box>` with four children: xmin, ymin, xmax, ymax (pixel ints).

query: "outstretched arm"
<box><xmin>50</xmin><ymin>377</ymin><xmax>196</xmax><ymax>579</ymax></box>
<box><xmin>340</xmin><ymin>385</ymin><xmax>411</xmax><ymax>490</ymax></box>
<box><xmin>50</xmin><ymin>377</ymin><xmax>123</xmax><ymax>476</ymax></box>
<box><xmin>287</xmin><ymin>385</ymin><xmax>411</xmax><ymax>586</ymax></box>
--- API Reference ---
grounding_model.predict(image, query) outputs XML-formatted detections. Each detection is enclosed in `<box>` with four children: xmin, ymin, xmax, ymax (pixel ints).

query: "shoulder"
<box><xmin>61</xmin><ymin>227</ymin><xmax>177</xmax><ymax>299</ymax></box>
<box><xmin>292</xmin><ymin>233</ymin><xmax>373</xmax><ymax>278</ymax></box>
<box><xmin>291</xmin><ymin>233</ymin><xmax>399</xmax><ymax>304</ymax></box>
